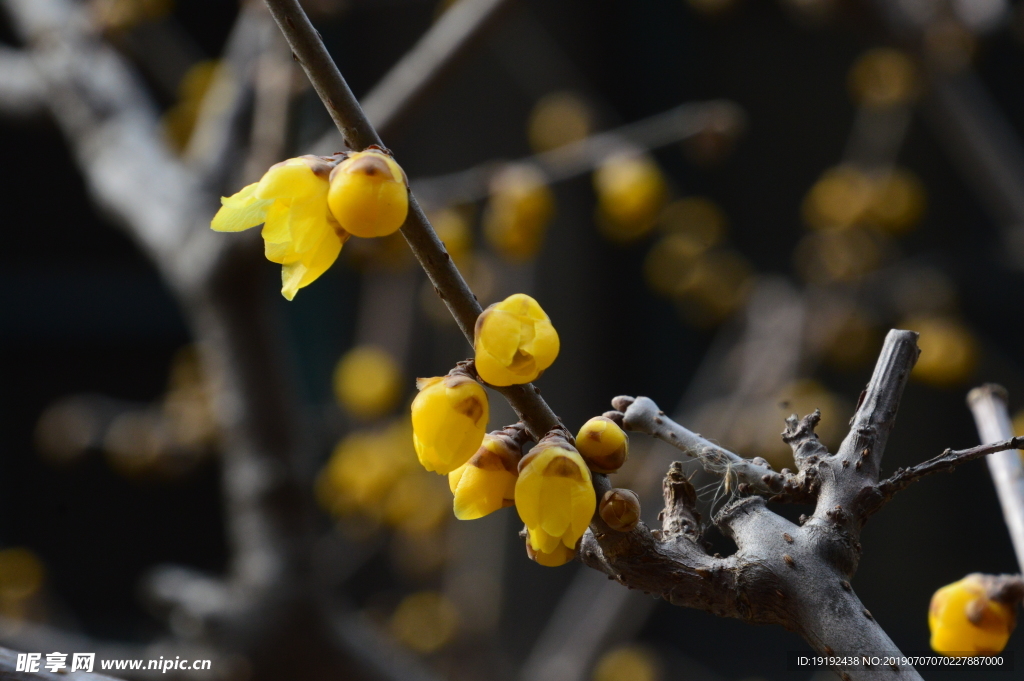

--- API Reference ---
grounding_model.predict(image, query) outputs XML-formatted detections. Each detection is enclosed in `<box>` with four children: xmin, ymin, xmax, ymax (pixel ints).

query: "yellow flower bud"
<box><xmin>599</xmin><ymin>488</ymin><xmax>641</xmax><ymax>532</ymax></box>
<box><xmin>593</xmin><ymin>152</ymin><xmax>667</xmax><ymax>242</ymax></box>
<box><xmin>474</xmin><ymin>293</ymin><xmax>559</xmax><ymax>387</ymax></box>
<box><xmin>333</xmin><ymin>345</ymin><xmax>402</xmax><ymax>420</ymax></box>
<box><xmin>516</xmin><ymin>433</ymin><xmax>596</xmax><ymax>556</ymax></box>
<box><xmin>327</xmin><ymin>148</ymin><xmax>409</xmax><ymax>238</ymax></box>
<box><xmin>411</xmin><ymin>372</ymin><xmax>489</xmax><ymax>474</ymax></box>
<box><xmin>576</xmin><ymin>416</ymin><xmax>629</xmax><ymax>473</ymax></box>
<box><xmin>525</xmin><ymin>538</ymin><xmax>576</xmax><ymax>567</ymax></box>
<box><xmin>483</xmin><ymin>164</ymin><xmax>555</xmax><ymax>262</ymax></box>
<box><xmin>448</xmin><ymin>429</ymin><xmax>522</xmax><ymax>520</ymax></box>
<box><xmin>929</xmin><ymin>574</ymin><xmax>1017</xmax><ymax>655</ymax></box>
<box><xmin>211</xmin><ymin>155</ymin><xmax>347</xmax><ymax>300</ymax></box>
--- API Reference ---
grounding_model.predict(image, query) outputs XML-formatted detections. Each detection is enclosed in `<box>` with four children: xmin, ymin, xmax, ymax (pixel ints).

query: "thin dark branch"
<box><xmin>412</xmin><ymin>99</ymin><xmax>745</xmax><ymax>209</ymax></box>
<box><xmin>862</xmin><ymin>436</ymin><xmax>1024</xmax><ymax>515</ymax></box>
<box><xmin>263</xmin><ymin>0</ymin><xmax>562</xmax><ymax>439</ymax></box>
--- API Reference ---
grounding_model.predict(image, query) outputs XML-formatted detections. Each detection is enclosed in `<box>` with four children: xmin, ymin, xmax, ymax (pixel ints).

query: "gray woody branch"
<box><xmin>583</xmin><ymin>330</ymin><xmax>944</xmax><ymax>681</ymax></box>
<box><xmin>966</xmin><ymin>385</ymin><xmax>1024</xmax><ymax>572</ymax></box>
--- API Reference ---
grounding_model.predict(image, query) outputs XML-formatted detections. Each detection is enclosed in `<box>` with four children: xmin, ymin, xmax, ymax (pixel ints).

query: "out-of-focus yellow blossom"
<box><xmin>848</xmin><ymin>48</ymin><xmax>919</xmax><ymax>108</ymax></box>
<box><xmin>411</xmin><ymin>372</ymin><xmax>489</xmax><ymax>474</ymax></box>
<box><xmin>526</xmin><ymin>540</ymin><xmax>576</xmax><ymax>567</ymax></box>
<box><xmin>483</xmin><ymin>164</ymin><xmax>555</xmax><ymax>262</ymax></box>
<box><xmin>327</xmin><ymin>149</ymin><xmax>408</xmax><ymax>238</ymax></box>
<box><xmin>384</xmin><ymin>471</ymin><xmax>452</xmax><ymax>534</ymax></box>
<box><xmin>332</xmin><ymin>345</ymin><xmax>402</xmax><ymax>419</ymax></box>
<box><xmin>598</xmin><ymin>488</ymin><xmax>641</xmax><ymax>532</ymax></box>
<box><xmin>0</xmin><ymin>548</ymin><xmax>45</xmax><ymax>603</ymax></box>
<box><xmin>803</xmin><ymin>165</ymin><xmax>925</xmax><ymax>234</ymax></box>
<box><xmin>594</xmin><ymin>152</ymin><xmax>667</xmax><ymax>242</ymax></box>
<box><xmin>903</xmin><ymin>315</ymin><xmax>978</xmax><ymax>387</ymax></box>
<box><xmin>92</xmin><ymin>0</ymin><xmax>172</xmax><ymax>32</ymax></box>
<box><xmin>802</xmin><ymin>165</ymin><xmax>876</xmax><ymax>230</ymax></box>
<box><xmin>516</xmin><ymin>433</ymin><xmax>596</xmax><ymax>557</ymax></box>
<box><xmin>576</xmin><ymin>416</ymin><xmax>629</xmax><ymax>473</ymax></box>
<box><xmin>867</xmin><ymin>169</ymin><xmax>926</xmax><ymax>234</ymax></box>
<box><xmin>428</xmin><ymin>207</ymin><xmax>473</xmax><ymax>264</ymax></box>
<box><xmin>315</xmin><ymin>421</ymin><xmax>414</xmax><ymax>519</ymax></box>
<box><xmin>161</xmin><ymin>60</ymin><xmax>219</xmax><ymax>152</ymax></box>
<box><xmin>527</xmin><ymin>91</ymin><xmax>594</xmax><ymax>153</ymax></box>
<box><xmin>929</xmin><ymin>574</ymin><xmax>1016</xmax><ymax>655</ymax></box>
<box><xmin>474</xmin><ymin>293</ymin><xmax>559</xmax><ymax>387</ymax></box>
<box><xmin>211</xmin><ymin>155</ymin><xmax>347</xmax><ymax>300</ymax></box>
<box><xmin>391</xmin><ymin>591</ymin><xmax>460</xmax><ymax>654</ymax></box>
<box><xmin>448</xmin><ymin>427</ymin><xmax>523</xmax><ymax>519</ymax></box>
<box><xmin>593</xmin><ymin>645</ymin><xmax>662</xmax><ymax>681</ymax></box>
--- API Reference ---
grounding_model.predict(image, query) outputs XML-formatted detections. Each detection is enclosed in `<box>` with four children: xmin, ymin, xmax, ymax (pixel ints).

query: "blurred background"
<box><xmin>2</xmin><ymin>0</ymin><xmax>1024</xmax><ymax>679</ymax></box>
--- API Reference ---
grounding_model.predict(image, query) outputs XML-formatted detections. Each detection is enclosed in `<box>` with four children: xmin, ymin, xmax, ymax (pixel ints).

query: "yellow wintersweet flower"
<box><xmin>576</xmin><ymin>416</ymin><xmax>629</xmax><ymax>473</ymax></box>
<box><xmin>474</xmin><ymin>293</ymin><xmax>559</xmax><ymax>387</ymax></box>
<box><xmin>516</xmin><ymin>433</ymin><xmax>595</xmax><ymax>557</ymax></box>
<box><xmin>327</xmin><ymin>148</ymin><xmax>409</xmax><ymax>238</ymax></box>
<box><xmin>411</xmin><ymin>372</ymin><xmax>489</xmax><ymax>475</ymax></box>
<box><xmin>929</xmin><ymin>574</ymin><xmax>1016</xmax><ymax>655</ymax></box>
<box><xmin>447</xmin><ymin>427</ymin><xmax>523</xmax><ymax>520</ymax></box>
<box><xmin>211</xmin><ymin>155</ymin><xmax>347</xmax><ymax>300</ymax></box>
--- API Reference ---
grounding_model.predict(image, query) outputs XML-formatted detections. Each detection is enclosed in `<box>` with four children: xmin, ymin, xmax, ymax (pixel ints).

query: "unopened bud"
<box><xmin>599</xmin><ymin>488</ymin><xmax>640</xmax><ymax>532</ymax></box>
<box><xmin>576</xmin><ymin>416</ymin><xmax>629</xmax><ymax>473</ymax></box>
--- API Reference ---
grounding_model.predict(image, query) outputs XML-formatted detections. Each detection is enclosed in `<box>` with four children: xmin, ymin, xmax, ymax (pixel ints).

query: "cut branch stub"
<box><xmin>782</xmin><ymin>409</ymin><xmax>830</xmax><ymax>470</ymax></box>
<box><xmin>659</xmin><ymin>462</ymin><xmax>702</xmax><ymax>543</ymax></box>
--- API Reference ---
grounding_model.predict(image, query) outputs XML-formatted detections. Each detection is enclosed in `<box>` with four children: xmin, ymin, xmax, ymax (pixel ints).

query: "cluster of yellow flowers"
<box><xmin>410</xmin><ymin>294</ymin><xmax>636</xmax><ymax>566</ymax></box>
<box><xmin>211</xmin><ymin>149</ymin><xmax>408</xmax><ymax>299</ymax></box>
<box><xmin>929</xmin><ymin>574</ymin><xmax>1016</xmax><ymax>655</ymax></box>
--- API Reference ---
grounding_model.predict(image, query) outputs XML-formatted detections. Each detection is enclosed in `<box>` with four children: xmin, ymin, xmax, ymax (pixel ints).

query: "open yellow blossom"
<box><xmin>448</xmin><ymin>429</ymin><xmax>521</xmax><ymax>520</ymax></box>
<box><xmin>474</xmin><ymin>293</ymin><xmax>559</xmax><ymax>387</ymax></box>
<box><xmin>211</xmin><ymin>155</ymin><xmax>346</xmax><ymax>300</ymax></box>
<box><xmin>576</xmin><ymin>416</ymin><xmax>629</xmax><ymax>473</ymax></box>
<box><xmin>929</xmin><ymin>574</ymin><xmax>1016</xmax><ymax>655</ymax></box>
<box><xmin>516</xmin><ymin>433</ymin><xmax>595</xmax><ymax>556</ymax></box>
<box><xmin>411</xmin><ymin>372</ymin><xmax>489</xmax><ymax>475</ymax></box>
<box><xmin>327</xmin><ymin>149</ymin><xmax>409</xmax><ymax>238</ymax></box>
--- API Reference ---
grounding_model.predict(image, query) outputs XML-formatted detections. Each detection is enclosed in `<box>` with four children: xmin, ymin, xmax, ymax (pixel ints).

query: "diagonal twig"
<box><xmin>263</xmin><ymin>0</ymin><xmax>562</xmax><ymax>440</ymax></box>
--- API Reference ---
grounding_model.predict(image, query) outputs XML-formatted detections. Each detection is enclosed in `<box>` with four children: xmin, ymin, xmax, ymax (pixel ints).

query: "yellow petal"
<box><xmin>261</xmin><ymin>200</ymin><xmax>294</xmax><ymax>247</ymax></box>
<box><xmin>479</xmin><ymin>309</ymin><xmax>523</xmax><ymax>365</ymax></box>
<box><xmin>256</xmin><ymin>162</ymin><xmax>324</xmax><ymax>201</ymax></box>
<box><xmin>524</xmin><ymin>319</ymin><xmax>560</xmax><ymax>370</ymax></box>
<box><xmin>280</xmin><ymin>228</ymin><xmax>342</xmax><ymax>300</ymax></box>
<box><xmin>211</xmin><ymin>183</ymin><xmax>273</xmax><ymax>232</ymax></box>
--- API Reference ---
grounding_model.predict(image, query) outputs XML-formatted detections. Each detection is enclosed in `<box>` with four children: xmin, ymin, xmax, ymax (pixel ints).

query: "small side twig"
<box><xmin>862</xmin><ymin>436</ymin><xmax>1024</xmax><ymax>517</ymax></box>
